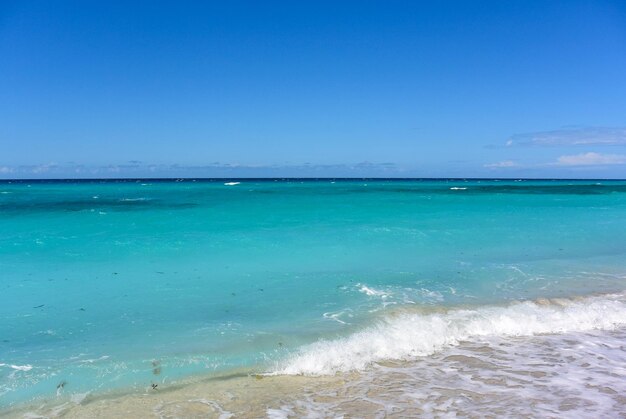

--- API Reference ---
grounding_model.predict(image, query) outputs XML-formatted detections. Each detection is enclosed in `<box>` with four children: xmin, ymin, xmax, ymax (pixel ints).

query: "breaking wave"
<box><xmin>278</xmin><ymin>293</ymin><xmax>626</xmax><ymax>375</ymax></box>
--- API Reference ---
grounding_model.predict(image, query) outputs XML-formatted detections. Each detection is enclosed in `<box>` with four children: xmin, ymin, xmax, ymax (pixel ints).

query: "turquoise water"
<box><xmin>2</xmin><ymin>179</ymin><xmax>626</xmax><ymax>409</ymax></box>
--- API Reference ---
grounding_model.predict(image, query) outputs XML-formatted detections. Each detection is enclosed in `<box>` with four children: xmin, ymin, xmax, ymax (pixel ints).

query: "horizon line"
<box><xmin>2</xmin><ymin>177</ymin><xmax>626</xmax><ymax>182</ymax></box>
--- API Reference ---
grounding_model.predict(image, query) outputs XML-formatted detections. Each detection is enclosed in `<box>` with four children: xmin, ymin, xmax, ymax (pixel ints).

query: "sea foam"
<box><xmin>0</xmin><ymin>364</ymin><xmax>33</xmax><ymax>372</ymax></box>
<box><xmin>278</xmin><ymin>293</ymin><xmax>626</xmax><ymax>375</ymax></box>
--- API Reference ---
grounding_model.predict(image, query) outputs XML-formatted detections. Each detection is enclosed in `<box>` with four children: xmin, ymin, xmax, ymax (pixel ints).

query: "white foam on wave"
<box><xmin>277</xmin><ymin>293</ymin><xmax>626</xmax><ymax>375</ymax></box>
<box><xmin>0</xmin><ymin>363</ymin><xmax>33</xmax><ymax>371</ymax></box>
<box><xmin>224</xmin><ymin>182</ymin><xmax>240</xmax><ymax>186</ymax></box>
<box><xmin>323</xmin><ymin>310</ymin><xmax>353</xmax><ymax>325</ymax></box>
<box><xmin>449</xmin><ymin>187</ymin><xmax>467</xmax><ymax>190</ymax></box>
<box><xmin>271</xmin><ymin>328</ymin><xmax>626</xmax><ymax>417</ymax></box>
<box><xmin>357</xmin><ymin>283</ymin><xmax>388</xmax><ymax>298</ymax></box>
<box><xmin>78</xmin><ymin>355</ymin><xmax>110</xmax><ymax>364</ymax></box>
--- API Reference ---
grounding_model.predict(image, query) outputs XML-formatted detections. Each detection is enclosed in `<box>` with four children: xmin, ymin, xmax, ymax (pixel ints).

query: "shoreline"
<box><xmin>4</xmin><ymin>291</ymin><xmax>626</xmax><ymax>417</ymax></box>
<box><xmin>6</xmin><ymin>326</ymin><xmax>626</xmax><ymax>418</ymax></box>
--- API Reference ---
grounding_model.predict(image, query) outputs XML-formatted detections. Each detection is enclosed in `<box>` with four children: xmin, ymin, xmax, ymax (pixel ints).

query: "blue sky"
<box><xmin>1</xmin><ymin>0</ymin><xmax>626</xmax><ymax>178</ymax></box>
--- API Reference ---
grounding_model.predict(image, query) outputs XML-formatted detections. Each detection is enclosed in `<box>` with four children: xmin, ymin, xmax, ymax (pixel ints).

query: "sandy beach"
<box><xmin>8</xmin><ymin>325</ymin><xmax>626</xmax><ymax>418</ymax></box>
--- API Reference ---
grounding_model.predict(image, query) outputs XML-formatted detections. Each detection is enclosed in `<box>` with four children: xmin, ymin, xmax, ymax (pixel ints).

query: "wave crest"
<box><xmin>277</xmin><ymin>293</ymin><xmax>626</xmax><ymax>375</ymax></box>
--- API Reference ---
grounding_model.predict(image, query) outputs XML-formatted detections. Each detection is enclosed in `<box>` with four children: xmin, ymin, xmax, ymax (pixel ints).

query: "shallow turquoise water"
<box><xmin>2</xmin><ymin>179</ymin><xmax>626</xmax><ymax>408</ymax></box>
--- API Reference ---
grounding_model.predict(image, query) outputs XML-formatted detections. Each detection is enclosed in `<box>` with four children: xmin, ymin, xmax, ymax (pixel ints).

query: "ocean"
<box><xmin>2</xmin><ymin>179</ymin><xmax>626</xmax><ymax>417</ymax></box>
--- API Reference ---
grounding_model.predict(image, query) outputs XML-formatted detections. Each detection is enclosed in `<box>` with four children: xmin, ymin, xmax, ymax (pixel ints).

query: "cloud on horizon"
<box><xmin>505</xmin><ymin>127</ymin><xmax>626</xmax><ymax>147</ymax></box>
<box><xmin>483</xmin><ymin>160</ymin><xmax>519</xmax><ymax>169</ymax></box>
<box><xmin>553</xmin><ymin>152</ymin><xmax>626</xmax><ymax>167</ymax></box>
<box><xmin>484</xmin><ymin>152</ymin><xmax>626</xmax><ymax>170</ymax></box>
<box><xmin>0</xmin><ymin>161</ymin><xmax>402</xmax><ymax>179</ymax></box>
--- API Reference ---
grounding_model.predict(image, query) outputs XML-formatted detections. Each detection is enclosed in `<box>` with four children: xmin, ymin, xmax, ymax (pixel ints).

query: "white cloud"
<box><xmin>31</xmin><ymin>164</ymin><xmax>58</xmax><ymax>174</ymax></box>
<box><xmin>483</xmin><ymin>160</ymin><xmax>519</xmax><ymax>168</ymax></box>
<box><xmin>506</xmin><ymin>127</ymin><xmax>626</xmax><ymax>147</ymax></box>
<box><xmin>0</xmin><ymin>161</ymin><xmax>402</xmax><ymax>178</ymax></box>
<box><xmin>554</xmin><ymin>152</ymin><xmax>626</xmax><ymax>166</ymax></box>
